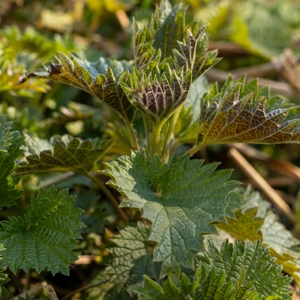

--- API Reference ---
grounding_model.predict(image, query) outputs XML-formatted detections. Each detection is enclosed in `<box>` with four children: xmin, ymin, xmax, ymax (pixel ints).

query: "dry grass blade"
<box><xmin>227</xmin><ymin>147</ymin><xmax>296</xmax><ymax>224</ymax></box>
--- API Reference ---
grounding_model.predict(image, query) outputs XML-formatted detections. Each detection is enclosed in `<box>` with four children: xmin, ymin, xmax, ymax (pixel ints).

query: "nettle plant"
<box><xmin>2</xmin><ymin>0</ymin><xmax>300</xmax><ymax>298</ymax></box>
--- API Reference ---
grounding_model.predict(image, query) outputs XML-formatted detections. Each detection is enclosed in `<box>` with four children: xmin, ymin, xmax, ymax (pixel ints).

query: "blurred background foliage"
<box><xmin>1</xmin><ymin>0</ymin><xmax>300</xmax><ymax>298</ymax></box>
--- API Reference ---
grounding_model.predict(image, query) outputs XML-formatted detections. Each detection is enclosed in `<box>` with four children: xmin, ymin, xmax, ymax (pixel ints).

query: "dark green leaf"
<box><xmin>0</xmin><ymin>186</ymin><xmax>84</xmax><ymax>275</ymax></box>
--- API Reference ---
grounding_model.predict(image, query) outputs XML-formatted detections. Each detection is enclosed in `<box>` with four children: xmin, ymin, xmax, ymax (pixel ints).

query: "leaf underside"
<box><xmin>23</xmin><ymin>53</ymin><xmax>136</xmax><ymax>122</ymax></box>
<box><xmin>0</xmin><ymin>186</ymin><xmax>84</xmax><ymax>275</ymax></box>
<box><xmin>16</xmin><ymin>134</ymin><xmax>113</xmax><ymax>175</ymax></box>
<box><xmin>103</xmin><ymin>150</ymin><xmax>241</xmax><ymax>275</ymax></box>
<box><xmin>198</xmin><ymin>76</ymin><xmax>300</xmax><ymax>147</ymax></box>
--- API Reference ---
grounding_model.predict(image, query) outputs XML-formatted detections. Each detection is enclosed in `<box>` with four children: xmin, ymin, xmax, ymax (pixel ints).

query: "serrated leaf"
<box><xmin>132</xmin><ymin>240</ymin><xmax>291</xmax><ymax>299</ymax></box>
<box><xmin>0</xmin><ymin>119</ymin><xmax>24</xmax><ymax>208</ymax></box>
<box><xmin>198</xmin><ymin>76</ymin><xmax>300</xmax><ymax>147</ymax></box>
<box><xmin>122</xmin><ymin>1</ymin><xmax>219</xmax><ymax>122</ymax></box>
<box><xmin>120</xmin><ymin>65</ymin><xmax>191</xmax><ymax>122</ymax></box>
<box><xmin>199</xmin><ymin>240</ymin><xmax>292</xmax><ymax>300</ymax></box>
<box><xmin>0</xmin><ymin>186</ymin><xmax>84</xmax><ymax>275</ymax></box>
<box><xmin>214</xmin><ymin>207</ymin><xmax>264</xmax><ymax>242</ymax></box>
<box><xmin>16</xmin><ymin>134</ymin><xmax>113</xmax><ymax>175</ymax></box>
<box><xmin>105</xmin><ymin>222</ymin><xmax>160</xmax><ymax>291</ymax></box>
<box><xmin>103</xmin><ymin>151</ymin><xmax>241</xmax><ymax>274</ymax></box>
<box><xmin>152</xmin><ymin>0</ymin><xmax>185</xmax><ymax>60</ymax></box>
<box><xmin>226</xmin><ymin>187</ymin><xmax>300</xmax><ymax>285</ymax></box>
<box><xmin>24</xmin><ymin>53</ymin><xmax>135</xmax><ymax>122</ymax></box>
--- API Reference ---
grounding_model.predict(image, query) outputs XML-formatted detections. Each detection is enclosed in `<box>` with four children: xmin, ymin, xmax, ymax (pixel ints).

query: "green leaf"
<box><xmin>152</xmin><ymin>0</ymin><xmax>185</xmax><ymax>60</ymax></box>
<box><xmin>0</xmin><ymin>119</ymin><xmax>24</xmax><ymax>208</ymax></box>
<box><xmin>132</xmin><ymin>240</ymin><xmax>291</xmax><ymax>299</ymax></box>
<box><xmin>198</xmin><ymin>76</ymin><xmax>300</xmax><ymax>147</ymax></box>
<box><xmin>16</xmin><ymin>134</ymin><xmax>113</xmax><ymax>175</ymax></box>
<box><xmin>221</xmin><ymin>187</ymin><xmax>300</xmax><ymax>285</ymax></box>
<box><xmin>105</xmin><ymin>222</ymin><xmax>160</xmax><ymax>291</ymax></box>
<box><xmin>0</xmin><ymin>186</ymin><xmax>84</xmax><ymax>275</ymax></box>
<box><xmin>199</xmin><ymin>240</ymin><xmax>292</xmax><ymax>300</ymax></box>
<box><xmin>103</xmin><ymin>151</ymin><xmax>241</xmax><ymax>274</ymax></box>
<box><xmin>121</xmin><ymin>1</ymin><xmax>219</xmax><ymax>123</ymax></box>
<box><xmin>214</xmin><ymin>207</ymin><xmax>264</xmax><ymax>242</ymax></box>
<box><xmin>23</xmin><ymin>52</ymin><xmax>135</xmax><ymax>122</ymax></box>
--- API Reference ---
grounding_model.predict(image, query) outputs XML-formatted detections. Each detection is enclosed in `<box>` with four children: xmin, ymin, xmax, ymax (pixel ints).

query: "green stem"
<box><xmin>187</xmin><ymin>144</ymin><xmax>205</xmax><ymax>157</ymax></box>
<box><xmin>147</xmin><ymin>119</ymin><xmax>165</xmax><ymax>157</ymax></box>
<box><xmin>160</xmin><ymin>106</ymin><xmax>183</xmax><ymax>162</ymax></box>
<box><xmin>124</xmin><ymin>119</ymin><xmax>139</xmax><ymax>151</ymax></box>
<box><xmin>83</xmin><ymin>170</ymin><xmax>129</xmax><ymax>222</ymax></box>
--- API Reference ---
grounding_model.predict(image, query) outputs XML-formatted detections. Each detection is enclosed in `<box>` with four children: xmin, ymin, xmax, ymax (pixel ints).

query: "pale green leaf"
<box><xmin>105</xmin><ymin>222</ymin><xmax>160</xmax><ymax>291</ymax></box>
<box><xmin>198</xmin><ymin>76</ymin><xmax>300</xmax><ymax>147</ymax></box>
<box><xmin>214</xmin><ymin>207</ymin><xmax>264</xmax><ymax>242</ymax></box>
<box><xmin>0</xmin><ymin>186</ymin><xmax>84</xmax><ymax>275</ymax></box>
<box><xmin>230</xmin><ymin>2</ymin><xmax>292</xmax><ymax>58</ymax></box>
<box><xmin>103</xmin><ymin>151</ymin><xmax>241</xmax><ymax>274</ymax></box>
<box><xmin>16</xmin><ymin>134</ymin><xmax>113</xmax><ymax>175</ymax></box>
<box><xmin>0</xmin><ymin>119</ymin><xmax>24</xmax><ymax>208</ymax></box>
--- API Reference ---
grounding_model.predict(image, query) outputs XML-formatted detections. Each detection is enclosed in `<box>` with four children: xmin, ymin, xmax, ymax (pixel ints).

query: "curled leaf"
<box><xmin>198</xmin><ymin>76</ymin><xmax>300</xmax><ymax>147</ymax></box>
